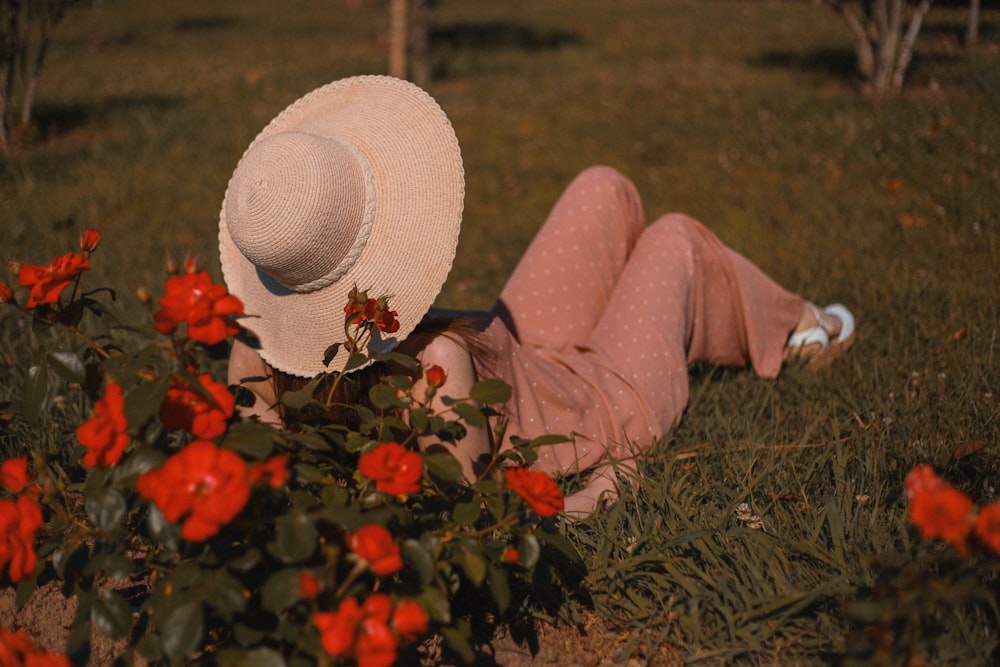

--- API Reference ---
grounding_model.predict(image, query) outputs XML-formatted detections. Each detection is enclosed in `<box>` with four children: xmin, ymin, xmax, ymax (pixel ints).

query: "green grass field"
<box><xmin>2</xmin><ymin>0</ymin><xmax>999</xmax><ymax>664</ymax></box>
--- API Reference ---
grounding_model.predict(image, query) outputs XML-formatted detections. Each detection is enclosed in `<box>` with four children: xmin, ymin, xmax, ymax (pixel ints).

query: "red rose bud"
<box><xmin>425</xmin><ymin>364</ymin><xmax>447</xmax><ymax>388</ymax></box>
<box><xmin>79</xmin><ymin>228</ymin><xmax>101</xmax><ymax>252</ymax></box>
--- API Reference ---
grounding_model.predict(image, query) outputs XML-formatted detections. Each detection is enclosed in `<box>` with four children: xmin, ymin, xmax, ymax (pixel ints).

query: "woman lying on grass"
<box><xmin>223</xmin><ymin>75</ymin><xmax>855</xmax><ymax>518</ymax></box>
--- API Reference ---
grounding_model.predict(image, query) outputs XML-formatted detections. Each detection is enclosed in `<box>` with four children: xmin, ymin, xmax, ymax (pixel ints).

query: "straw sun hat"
<box><xmin>218</xmin><ymin>76</ymin><xmax>464</xmax><ymax>377</ymax></box>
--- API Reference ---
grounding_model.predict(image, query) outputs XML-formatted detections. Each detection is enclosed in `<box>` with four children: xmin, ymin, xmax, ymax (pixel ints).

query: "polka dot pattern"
<box><xmin>476</xmin><ymin>166</ymin><xmax>803</xmax><ymax>476</ymax></box>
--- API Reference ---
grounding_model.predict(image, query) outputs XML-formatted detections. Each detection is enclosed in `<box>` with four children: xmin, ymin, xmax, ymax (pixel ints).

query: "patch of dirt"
<box><xmin>0</xmin><ymin>581</ymin><xmax>129</xmax><ymax>666</ymax></box>
<box><xmin>1</xmin><ymin>584</ymin><xmax>680</xmax><ymax>666</ymax></box>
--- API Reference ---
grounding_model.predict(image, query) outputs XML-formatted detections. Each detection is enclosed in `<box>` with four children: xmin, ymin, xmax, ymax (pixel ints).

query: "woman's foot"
<box><xmin>785</xmin><ymin>303</ymin><xmax>855</xmax><ymax>370</ymax></box>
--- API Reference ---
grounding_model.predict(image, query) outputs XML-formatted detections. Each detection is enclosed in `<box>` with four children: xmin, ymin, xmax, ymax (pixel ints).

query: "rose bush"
<box><xmin>0</xmin><ymin>230</ymin><xmax>583</xmax><ymax>666</ymax></box>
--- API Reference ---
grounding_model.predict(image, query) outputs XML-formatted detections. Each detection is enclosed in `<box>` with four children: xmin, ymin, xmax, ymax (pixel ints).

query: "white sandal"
<box><xmin>786</xmin><ymin>303</ymin><xmax>856</xmax><ymax>370</ymax></box>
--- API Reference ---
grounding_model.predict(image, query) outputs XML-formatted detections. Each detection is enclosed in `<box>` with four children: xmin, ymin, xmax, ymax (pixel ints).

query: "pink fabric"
<box><xmin>476</xmin><ymin>166</ymin><xmax>803</xmax><ymax>475</ymax></box>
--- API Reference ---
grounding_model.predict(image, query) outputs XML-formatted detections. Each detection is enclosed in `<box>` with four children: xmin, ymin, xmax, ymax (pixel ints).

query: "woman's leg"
<box><xmin>585</xmin><ymin>213</ymin><xmax>804</xmax><ymax>441</ymax></box>
<box><xmin>495</xmin><ymin>166</ymin><xmax>646</xmax><ymax>349</ymax></box>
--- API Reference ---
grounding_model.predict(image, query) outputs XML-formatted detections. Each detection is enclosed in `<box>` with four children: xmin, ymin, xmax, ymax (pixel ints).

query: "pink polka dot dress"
<box><xmin>474</xmin><ymin>166</ymin><xmax>804</xmax><ymax>476</ymax></box>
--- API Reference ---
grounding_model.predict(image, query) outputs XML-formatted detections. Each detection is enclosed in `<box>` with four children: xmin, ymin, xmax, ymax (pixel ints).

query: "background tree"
<box><xmin>966</xmin><ymin>0</ymin><xmax>980</xmax><ymax>47</ymax></box>
<box><xmin>0</xmin><ymin>0</ymin><xmax>82</xmax><ymax>155</ymax></box>
<box><xmin>387</xmin><ymin>0</ymin><xmax>436</xmax><ymax>88</ymax></box>
<box><xmin>821</xmin><ymin>0</ymin><xmax>935</xmax><ymax>95</ymax></box>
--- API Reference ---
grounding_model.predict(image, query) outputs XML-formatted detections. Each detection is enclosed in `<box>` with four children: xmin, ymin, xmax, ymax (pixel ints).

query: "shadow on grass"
<box><xmin>173</xmin><ymin>15</ymin><xmax>240</xmax><ymax>33</ymax></box>
<box><xmin>753</xmin><ymin>47</ymin><xmax>859</xmax><ymax>81</ymax></box>
<box><xmin>31</xmin><ymin>94</ymin><xmax>184</xmax><ymax>137</ymax></box>
<box><xmin>431</xmin><ymin>20</ymin><xmax>582</xmax><ymax>52</ymax></box>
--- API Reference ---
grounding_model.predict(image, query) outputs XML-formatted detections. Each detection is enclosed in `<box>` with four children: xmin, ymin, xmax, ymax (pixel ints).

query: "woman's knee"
<box><xmin>562</xmin><ymin>165</ymin><xmax>645</xmax><ymax>236</ymax></box>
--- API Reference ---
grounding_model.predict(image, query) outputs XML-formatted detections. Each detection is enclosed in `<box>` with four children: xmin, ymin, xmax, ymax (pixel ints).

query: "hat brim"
<box><xmin>219</xmin><ymin>76</ymin><xmax>464</xmax><ymax>377</ymax></box>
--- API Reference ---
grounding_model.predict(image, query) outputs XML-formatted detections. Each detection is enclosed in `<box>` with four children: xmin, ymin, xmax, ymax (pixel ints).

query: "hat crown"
<box><xmin>225</xmin><ymin>131</ymin><xmax>375</xmax><ymax>292</ymax></box>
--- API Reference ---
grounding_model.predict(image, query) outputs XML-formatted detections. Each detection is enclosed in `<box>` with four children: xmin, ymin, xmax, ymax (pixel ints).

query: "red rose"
<box><xmin>424</xmin><ymin>364</ymin><xmax>447</xmax><ymax>389</ymax></box>
<box><xmin>314</xmin><ymin>598</ymin><xmax>364</xmax><ymax>658</ymax></box>
<box><xmin>904</xmin><ymin>464</ymin><xmax>943</xmax><ymax>500</ymax></box>
<box><xmin>79</xmin><ymin>228</ymin><xmax>101</xmax><ymax>252</ymax></box>
<box><xmin>375</xmin><ymin>307</ymin><xmax>399</xmax><ymax>333</ymax></box>
<box><xmin>154</xmin><ymin>270</ymin><xmax>244</xmax><ymax>345</ymax></box>
<box><xmin>0</xmin><ymin>494</ymin><xmax>43</xmax><ymax>583</ymax></box>
<box><xmin>0</xmin><ymin>282</ymin><xmax>13</xmax><ymax>304</ymax></box>
<box><xmin>975</xmin><ymin>501</ymin><xmax>1000</xmax><ymax>555</ymax></box>
<box><xmin>17</xmin><ymin>252</ymin><xmax>90</xmax><ymax>309</ymax></box>
<box><xmin>0</xmin><ymin>457</ymin><xmax>31</xmax><ymax>494</ymax></box>
<box><xmin>391</xmin><ymin>599</ymin><xmax>429</xmax><ymax>641</ymax></box>
<box><xmin>346</xmin><ymin>524</ymin><xmax>403</xmax><ymax>576</ymax></box>
<box><xmin>358</xmin><ymin>442</ymin><xmax>423</xmax><ymax>496</ymax></box>
<box><xmin>345</xmin><ymin>296</ymin><xmax>399</xmax><ymax>334</ymax></box>
<box><xmin>135</xmin><ymin>440</ymin><xmax>250</xmax><ymax>541</ymax></box>
<box><xmin>357</xmin><ymin>594</ymin><xmax>397</xmax><ymax>667</ymax></box>
<box><xmin>159</xmin><ymin>373</ymin><xmax>235</xmax><ymax>439</ymax></box>
<box><xmin>356</xmin><ymin>617</ymin><xmax>397</xmax><ymax>667</ymax></box>
<box><xmin>77</xmin><ymin>382</ymin><xmax>129</xmax><ymax>468</ymax></box>
<box><xmin>503</xmin><ymin>468</ymin><xmax>565</xmax><ymax>518</ymax></box>
<box><xmin>248</xmin><ymin>454</ymin><xmax>289</xmax><ymax>489</ymax></box>
<box><xmin>909</xmin><ymin>483</ymin><xmax>974</xmax><ymax>554</ymax></box>
<box><xmin>501</xmin><ymin>547</ymin><xmax>519</xmax><ymax>564</ymax></box>
<box><xmin>0</xmin><ymin>627</ymin><xmax>70</xmax><ymax>667</ymax></box>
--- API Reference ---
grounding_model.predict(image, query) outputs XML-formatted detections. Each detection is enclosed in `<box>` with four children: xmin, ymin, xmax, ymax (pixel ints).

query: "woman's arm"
<box><xmin>228</xmin><ymin>338</ymin><xmax>283</xmax><ymax>428</ymax></box>
<box><xmin>413</xmin><ymin>333</ymin><xmax>492</xmax><ymax>483</ymax></box>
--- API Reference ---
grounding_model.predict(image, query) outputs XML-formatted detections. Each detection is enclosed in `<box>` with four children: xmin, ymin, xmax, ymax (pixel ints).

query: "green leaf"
<box><xmin>67</xmin><ymin>587</ymin><xmax>94</xmax><ymax>659</ymax></box>
<box><xmin>124</xmin><ymin>374</ymin><xmax>171</xmax><ymax>429</ymax></box>
<box><xmin>159</xmin><ymin>596</ymin><xmax>204</xmax><ymax>666</ymax></box>
<box><xmin>289</xmin><ymin>432</ymin><xmax>333</xmax><ymax>452</ymax></box>
<box><xmin>488</xmin><ymin>564</ymin><xmax>511</xmax><ymax>615</ymax></box>
<box><xmin>409</xmin><ymin>407</ymin><xmax>429</xmax><ymax>432</ymax></box>
<box><xmin>402</xmin><ymin>539</ymin><xmax>435</xmax><ymax>587</ymax></box>
<box><xmin>369</xmin><ymin>350</ymin><xmax>419</xmax><ymax>370</ymax></box>
<box><xmin>217</xmin><ymin>646</ymin><xmax>287</xmax><ymax>667</ymax></box>
<box><xmin>369</xmin><ymin>382</ymin><xmax>404</xmax><ymax>409</ymax></box>
<box><xmin>452</xmin><ymin>499</ymin><xmax>481</xmax><ymax>526</ymax></box>
<box><xmin>84</xmin><ymin>487</ymin><xmax>127</xmax><ymax>532</ymax></box>
<box><xmin>424</xmin><ymin>451</ymin><xmax>464</xmax><ymax>484</ymax></box>
<box><xmin>519</xmin><ymin>533</ymin><xmax>541</xmax><ymax>572</ymax></box>
<box><xmin>146</xmin><ymin>504</ymin><xmax>181</xmax><ymax>552</ymax></box>
<box><xmin>223</xmin><ymin>421</ymin><xmax>275</xmax><ymax>459</ymax></box>
<box><xmin>268</xmin><ymin>511</ymin><xmax>318</xmax><ymax>564</ymax></box>
<box><xmin>344</xmin><ymin>351</ymin><xmax>370</xmax><ymax>372</ymax></box>
<box><xmin>83</xmin><ymin>552</ymin><xmax>135</xmax><ymax>580</ymax></box>
<box><xmin>468</xmin><ymin>378</ymin><xmax>511</xmax><ymax>404</ymax></box>
<box><xmin>418</xmin><ymin>587</ymin><xmax>452</xmax><ymax>624</ymax></box>
<box><xmin>322</xmin><ymin>342</ymin><xmax>341</xmax><ymax>367</ymax></box>
<box><xmin>280</xmin><ymin>377</ymin><xmax>322</xmax><ymax>410</ymax></box>
<box><xmin>112</xmin><ymin>447</ymin><xmax>165</xmax><ymax>484</ymax></box>
<box><xmin>452</xmin><ymin>402</ymin><xmax>487</xmax><ymax>428</ymax></box>
<box><xmin>22</xmin><ymin>361</ymin><xmax>49</xmax><ymax>424</ymax></box>
<box><xmin>203</xmin><ymin>570</ymin><xmax>248</xmax><ymax>619</ymax></box>
<box><xmin>321</xmin><ymin>483</ymin><xmax>350</xmax><ymax>511</ymax></box>
<box><xmin>458</xmin><ymin>545</ymin><xmax>487</xmax><ymax>587</ymax></box>
<box><xmin>47</xmin><ymin>350</ymin><xmax>86</xmax><ymax>384</ymax></box>
<box><xmin>227</xmin><ymin>548</ymin><xmax>263</xmax><ymax>573</ymax></box>
<box><xmin>527</xmin><ymin>433</ymin><xmax>571</xmax><ymax>447</ymax></box>
<box><xmin>260</xmin><ymin>568</ymin><xmax>302</xmax><ymax>613</ymax></box>
<box><xmin>91</xmin><ymin>589</ymin><xmax>132</xmax><ymax>640</ymax></box>
<box><xmin>441</xmin><ymin>619</ymin><xmax>476</xmax><ymax>664</ymax></box>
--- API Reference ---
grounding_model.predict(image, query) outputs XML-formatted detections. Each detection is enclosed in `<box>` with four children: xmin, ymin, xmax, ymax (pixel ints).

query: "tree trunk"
<box><xmin>388</xmin><ymin>0</ymin><xmax>407</xmax><ymax>80</ymax></box>
<box><xmin>892</xmin><ymin>0</ymin><xmax>933</xmax><ymax>90</ymax></box>
<box><xmin>409</xmin><ymin>0</ymin><xmax>432</xmax><ymax>88</ymax></box>
<box><xmin>822</xmin><ymin>0</ymin><xmax>935</xmax><ymax>95</ymax></box>
<box><xmin>966</xmin><ymin>0</ymin><xmax>980</xmax><ymax>47</ymax></box>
